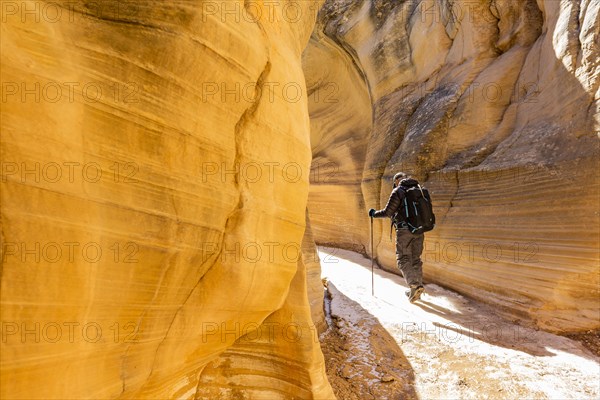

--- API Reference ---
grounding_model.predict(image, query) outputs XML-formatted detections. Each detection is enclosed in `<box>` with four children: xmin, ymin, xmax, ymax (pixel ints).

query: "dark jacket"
<box><xmin>373</xmin><ymin>178</ymin><xmax>424</xmax><ymax>224</ymax></box>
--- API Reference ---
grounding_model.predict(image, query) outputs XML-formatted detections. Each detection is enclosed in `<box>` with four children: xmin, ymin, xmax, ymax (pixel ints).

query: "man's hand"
<box><xmin>369</xmin><ymin>208</ymin><xmax>376</xmax><ymax>217</ymax></box>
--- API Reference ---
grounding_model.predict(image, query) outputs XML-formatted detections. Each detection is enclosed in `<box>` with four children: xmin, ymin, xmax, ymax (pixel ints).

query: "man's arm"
<box><xmin>371</xmin><ymin>188</ymin><xmax>403</xmax><ymax>218</ymax></box>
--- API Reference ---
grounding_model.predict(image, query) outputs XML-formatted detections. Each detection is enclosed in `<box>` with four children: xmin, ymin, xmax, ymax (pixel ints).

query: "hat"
<box><xmin>393</xmin><ymin>172</ymin><xmax>407</xmax><ymax>181</ymax></box>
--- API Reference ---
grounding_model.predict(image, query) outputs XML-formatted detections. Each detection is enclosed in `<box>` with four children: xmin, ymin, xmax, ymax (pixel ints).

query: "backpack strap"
<box><xmin>417</xmin><ymin>184</ymin><xmax>430</xmax><ymax>202</ymax></box>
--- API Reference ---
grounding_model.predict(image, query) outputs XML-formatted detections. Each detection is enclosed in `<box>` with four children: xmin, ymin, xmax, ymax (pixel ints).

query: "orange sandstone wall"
<box><xmin>1</xmin><ymin>1</ymin><xmax>334</xmax><ymax>398</ymax></box>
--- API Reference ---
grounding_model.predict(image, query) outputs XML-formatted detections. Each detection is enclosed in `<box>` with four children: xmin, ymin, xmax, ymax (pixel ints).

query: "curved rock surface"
<box><xmin>305</xmin><ymin>0</ymin><xmax>599</xmax><ymax>332</ymax></box>
<box><xmin>1</xmin><ymin>1</ymin><xmax>333</xmax><ymax>398</ymax></box>
<box><xmin>195</xmin><ymin>212</ymin><xmax>331</xmax><ymax>398</ymax></box>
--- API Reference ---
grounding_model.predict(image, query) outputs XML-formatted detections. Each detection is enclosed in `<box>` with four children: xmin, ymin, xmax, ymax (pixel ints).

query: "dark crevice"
<box><xmin>570</xmin><ymin>0</ymin><xmax>582</xmax><ymax>71</ymax></box>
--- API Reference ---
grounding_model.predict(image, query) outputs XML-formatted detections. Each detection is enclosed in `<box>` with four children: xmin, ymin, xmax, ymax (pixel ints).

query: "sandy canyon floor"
<box><xmin>318</xmin><ymin>247</ymin><xmax>599</xmax><ymax>400</ymax></box>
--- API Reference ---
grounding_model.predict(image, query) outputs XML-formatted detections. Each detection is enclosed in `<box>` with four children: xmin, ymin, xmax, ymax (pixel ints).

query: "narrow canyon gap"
<box><xmin>305</xmin><ymin>0</ymin><xmax>599</xmax><ymax>333</ymax></box>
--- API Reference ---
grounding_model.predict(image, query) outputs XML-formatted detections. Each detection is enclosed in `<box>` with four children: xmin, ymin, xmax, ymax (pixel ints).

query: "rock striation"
<box><xmin>305</xmin><ymin>0</ymin><xmax>599</xmax><ymax>332</ymax></box>
<box><xmin>1</xmin><ymin>1</ymin><xmax>334</xmax><ymax>399</ymax></box>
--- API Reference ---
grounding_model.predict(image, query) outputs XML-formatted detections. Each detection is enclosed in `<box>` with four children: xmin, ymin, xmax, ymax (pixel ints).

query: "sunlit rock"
<box><xmin>0</xmin><ymin>1</ymin><xmax>333</xmax><ymax>398</ymax></box>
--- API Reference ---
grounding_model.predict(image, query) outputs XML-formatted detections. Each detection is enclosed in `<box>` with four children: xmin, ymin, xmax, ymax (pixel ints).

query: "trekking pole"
<box><xmin>370</xmin><ymin>215</ymin><xmax>374</xmax><ymax>296</ymax></box>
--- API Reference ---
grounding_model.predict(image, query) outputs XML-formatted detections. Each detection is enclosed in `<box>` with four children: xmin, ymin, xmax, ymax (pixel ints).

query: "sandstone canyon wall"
<box><xmin>305</xmin><ymin>0</ymin><xmax>599</xmax><ymax>332</ymax></box>
<box><xmin>1</xmin><ymin>1</ymin><xmax>334</xmax><ymax>399</ymax></box>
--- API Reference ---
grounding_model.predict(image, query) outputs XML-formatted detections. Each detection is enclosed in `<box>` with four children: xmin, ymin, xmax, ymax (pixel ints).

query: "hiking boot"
<box><xmin>408</xmin><ymin>285</ymin><xmax>424</xmax><ymax>303</ymax></box>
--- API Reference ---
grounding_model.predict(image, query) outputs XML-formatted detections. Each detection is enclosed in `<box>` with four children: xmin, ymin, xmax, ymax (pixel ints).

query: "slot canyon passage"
<box><xmin>0</xmin><ymin>0</ymin><xmax>599</xmax><ymax>399</ymax></box>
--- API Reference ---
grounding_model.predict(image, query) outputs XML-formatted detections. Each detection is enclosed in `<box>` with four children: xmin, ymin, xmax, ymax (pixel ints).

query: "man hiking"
<box><xmin>369</xmin><ymin>172</ymin><xmax>434</xmax><ymax>303</ymax></box>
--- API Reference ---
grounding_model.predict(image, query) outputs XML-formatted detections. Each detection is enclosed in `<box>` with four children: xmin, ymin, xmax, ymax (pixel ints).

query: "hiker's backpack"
<box><xmin>397</xmin><ymin>185</ymin><xmax>435</xmax><ymax>234</ymax></box>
